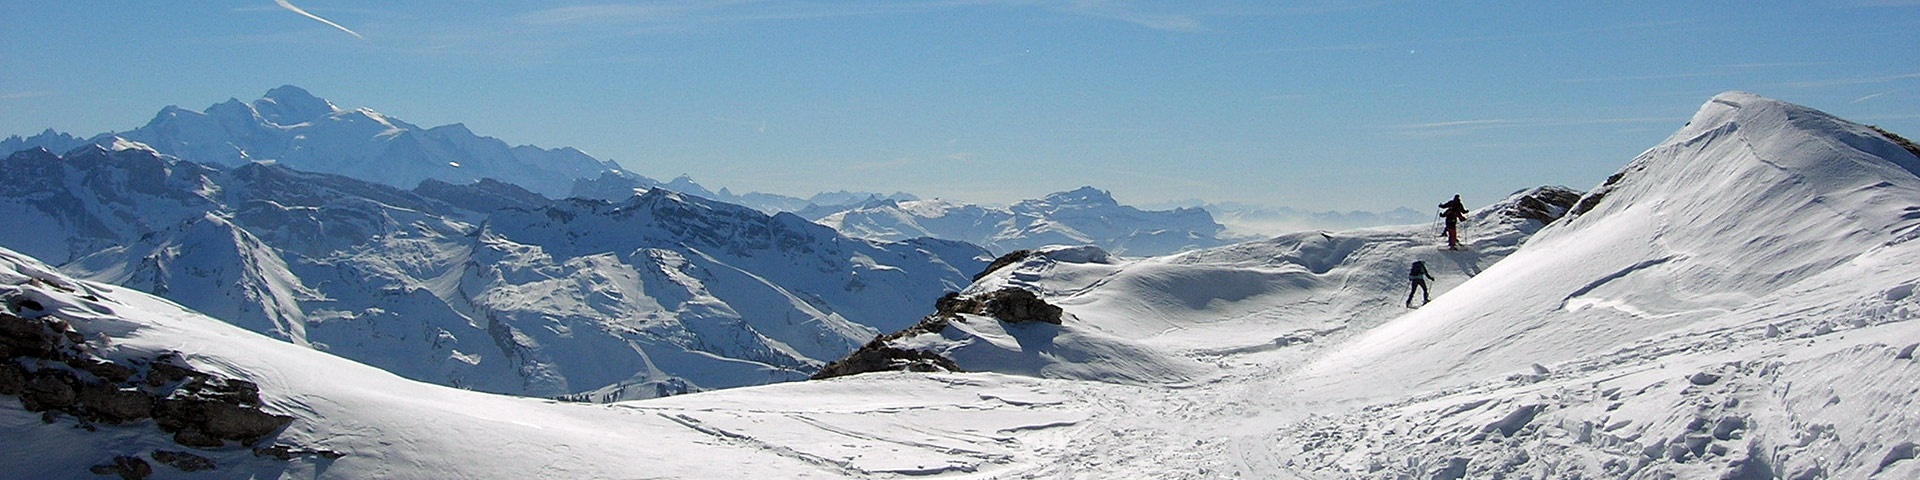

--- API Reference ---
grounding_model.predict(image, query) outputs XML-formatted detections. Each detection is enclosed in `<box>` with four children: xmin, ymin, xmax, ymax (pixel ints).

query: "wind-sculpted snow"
<box><xmin>0</xmin><ymin>146</ymin><xmax>986</xmax><ymax>400</ymax></box>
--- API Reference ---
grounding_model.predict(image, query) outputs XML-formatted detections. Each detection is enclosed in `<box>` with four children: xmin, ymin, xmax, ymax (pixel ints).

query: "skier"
<box><xmin>1406</xmin><ymin>260</ymin><xmax>1434</xmax><ymax>307</ymax></box>
<box><xmin>1439</xmin><ymin>194</ymin><xmax>1469</xmax><ymax>250</ymax></box>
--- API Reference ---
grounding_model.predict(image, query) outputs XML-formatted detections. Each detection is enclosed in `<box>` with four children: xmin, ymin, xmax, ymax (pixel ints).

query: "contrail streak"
<box><xmin>274</xmin><ymin>0</ymin><xmax>365</xmax><ymax>40</ymax></box>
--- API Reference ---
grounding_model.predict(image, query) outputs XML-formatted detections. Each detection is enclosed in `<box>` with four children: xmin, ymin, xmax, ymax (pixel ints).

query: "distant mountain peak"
<box><xmin>73</xmin><ymin>85</ymin><xmax>629</xmax><ymax>198</ymax></box>
<box><xmin>819</xmin><ymin>186</ymin><xmax>1227</xmax><ymax>256</ymax></box>
<box><xmin>0</xmin><ymin>128</ymin><xmax>89</xmax><ymax>156</ymax></box>
<box><xmin>253</xmin><ymin>85</ymin><xmax>339</xmax><ymax>125</ymax></box>
<box><xmin>1042</xmin><ymin>186</ymin><xmax>1118</xmax><ymax>206</ymax></box>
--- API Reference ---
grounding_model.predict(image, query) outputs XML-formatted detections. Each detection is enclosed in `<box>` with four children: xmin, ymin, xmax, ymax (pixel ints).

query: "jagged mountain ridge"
<box><xmin>8</xmin><ymin>86</ymin><xmax>629</xmax><ymax>199</ymax></box>
<box><xmin>0</xmin><ymin>128</ymin><xmax>89</xmax><ymax>156</ymax></box>
<box><xmin>0</xmin><ymin>144</ymin><xmax>986</xmax><ymax>400</ymax></box>
<box><xmin>3</xmin><ymin>87</ymin><xmax>1375</xmax><ymax>256</ymax></box>
<box><xmin>815</xmin><ymin>186</ymin><xmax>1231</xmax><ymax>257</ymax></box>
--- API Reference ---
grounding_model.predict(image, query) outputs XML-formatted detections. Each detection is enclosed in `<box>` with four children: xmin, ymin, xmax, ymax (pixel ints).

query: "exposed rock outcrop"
<box><xmin>1502</xmin><ymin>186</ymin><xmax>1584</xmax><ymax>224</ymax></box>
<box><xmin>973</xmin><ymin>250</ymin><xmax>1033</xmax><ymax>282</ymax></box>
<box><xmin>88</xmin><ymin>455</ymin><xmax>152</xmax><ymax>480</ymax></box>
<box><xmin>151</xmin><ymin>450</ymin><xmax>216</xmax><ymax>472</ymax></box>
<box><xmin>1869</xmin><ymin>125</ymin><xmax>1920</xmax><ymax>159</ymax></box>
<box><xmin>2</xmin><ymin>309</ymin><xmax>294</xmax><ymax>443</ymax></box>
<box><xmin>1</xmin><ymin>285</ymin><xmax>318</xmax><ymax>477</ymax></box>
<box><xmin>936</xmin><ymin>288</ymin><xmax>1063</xmax><ymax>325</ymax></box>
<box><xmin>812</xmin><ymin>286</ymin><xmax>1067</xmax><ymax>380</ymax></box>
<box><xmin>811</xmin><ymin>314</ymin><xmax>961</xmax><ymax>380</ymax></box>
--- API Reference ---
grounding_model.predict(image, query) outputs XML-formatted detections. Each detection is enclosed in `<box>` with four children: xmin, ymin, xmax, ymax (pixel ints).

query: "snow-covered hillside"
<box><xmin>7</xmin><ymin>91</ymin><xmax>1918</xmax><ymax>479</ymax></box>
<box><xmin>855</xmin><ymin>184</ymin><xmax>1579</xmax><ymax>385</ymax></box>
<box><xmin>1258</xmin><ymin>92</ymin><xmax>1920</xmax><ymax>478</ymax></box>
<box><xmin>822</xmin><ymin>92</ymin><xmax>1920</xmax><ymax>478</ymax></box>
<box><xmin>0</xmin><ymin>247</ymin><xmax>1092</xmax><ymax>479</ymax></box>
<box><xmin>0</xmin><ymin>145</ymin><xmax>985</xmax><ymax>400</ymax></box>
<box><xmin>47</xmin><ymin>86</ymin><xmax>628</xmax><ymax>198</ymax></box>
<box><xmin>817</xmin><ymin>186</ymin><xmax>1231</xmax><ymax>256</ymax></box>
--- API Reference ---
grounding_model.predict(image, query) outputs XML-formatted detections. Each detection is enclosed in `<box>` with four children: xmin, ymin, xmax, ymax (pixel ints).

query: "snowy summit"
<box><xmin>19</xmin><ymin>86</ymin><xmax>626</xmax><ymax>198</ymax></box>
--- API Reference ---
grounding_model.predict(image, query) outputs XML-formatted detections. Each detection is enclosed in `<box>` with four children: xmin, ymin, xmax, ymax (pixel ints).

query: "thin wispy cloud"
<box><xmin>1044</xmin><ymin>0</ymin><xmax>1204</xmax><ymax>32</ymax></box>
<box><xmin>1714</xmin><ymin>61</ymin><xmax>1836</xmax><ymax>70</ymax></box>
<box><xmin>1249</xmin><ymin>42</ymin><xmax>1395</xmax><ymax>54</ymax></box>
<box><xmin>1248</xmin><ymin>18</ymin><xmax>1695</xmax><ymax>58</ymax></box>
<box><xmin>1853</xmin><ymin>91</ymin><xmax>1897</xmax><ymax>104</ymax></box>
<box><xmin>1776</xmin><ymin>72</ymin><xmax>1920</xmax><ymax>88</ymax></box>
<box><xmin>1560</xmin><ymin>72</ymin><xmax>1718</xmax><ymax>84</ymax></box>
<box><xmin>274</xmin><ymin>0</ymin><xmax>366</xmax><ymax>40</ymax></box>
<box><xmin>0</xmin><ymin>91</ymin><xmax>55</xmax><ymax>100</ymax></box>
<box><xmin>519</xmin><ymin>2</ymin><xmax>734</xmax><ymax>28</ymax></box>
<box><xmin>1389</xmin><ymin>117</ymin><xmax>1683</xmax><ymax>137</ymax></box>
<box><xmin>1851</xmin><ymin>113</ymin><xmax>1920</xmax><ymax>122</ymax></box>
<box><xmin>518</xmin><ymin>1</ymin><xmax>1219</xmax><ymax>33</ymax></box>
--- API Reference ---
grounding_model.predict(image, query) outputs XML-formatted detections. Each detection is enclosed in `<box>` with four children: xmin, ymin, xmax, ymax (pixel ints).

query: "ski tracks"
<box><xmin>632</xmin><ymin>376</ymin><xmax>1095</xmax><ymax>478</ymax></box>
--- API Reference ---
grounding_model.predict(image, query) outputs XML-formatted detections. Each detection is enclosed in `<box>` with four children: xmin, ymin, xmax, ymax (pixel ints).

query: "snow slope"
<box><xmin>1296</xmin><ymin>91</ymin><xmax>1920</xmax><ymax>397</ymax></box>
<box><xmin>1248</xmin><ymin>91</ymin><xmax>1920</xmax><ymax>478</ymax></box>
<box><xmin>911</xmin><ymin>185</ymin><xmax>1577</xmax><ymax>375</ymax></box>
<box><xmin>995</xmin><ymin>92</ymin><xmax>1920</xmax><ymax>478</ymax></box>
<box><xmin>824</xmin><ymin>92</ymin><xmax>1920</xmax><ymax>479</ymax></box>
<box><xmin>0</xmin><ymin>247</ymin><xmax>1093</xmax><ymax>479</ymax></box>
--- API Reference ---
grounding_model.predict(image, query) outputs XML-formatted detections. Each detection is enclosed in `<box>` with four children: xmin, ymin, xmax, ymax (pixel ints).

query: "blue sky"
<box><xmin>3</xmin><ymin>1</ymin><xmax>1917</xmax><ymax>211</ymax></box>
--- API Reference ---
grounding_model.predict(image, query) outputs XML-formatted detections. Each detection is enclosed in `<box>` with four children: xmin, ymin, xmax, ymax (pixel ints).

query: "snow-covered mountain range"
<box><xmin>814</xmin><ymin>186</ymin><xmax>1231</xmax><ymax>257</ymax></box>
<box><xmin>567</xmin><ymin>170</ymin><xmax>918</xmax><ymax>215</ymax></box>
<box><xmin>2</xmin><ymin>87</ymin><xmax>1249</xmax><ymax>260</ymax></box>
<box><xmin>47</xmin><ymin>86</ymin><xmax>627</xmax><ymax>198</ymax></box>
<box><xmin>5</xmin><ymin>92</ymin><xmax>1919</xmax><ymax>479</ymax></box>
<box><xmin>0</xmin><ymin>143</ymin><xmax>985</xmax><ymax>401</ymax></box>
<box><xmin>576</xmin><ymin>175</ymin><xmax>1233</xmax><ymax>257</ymax></box>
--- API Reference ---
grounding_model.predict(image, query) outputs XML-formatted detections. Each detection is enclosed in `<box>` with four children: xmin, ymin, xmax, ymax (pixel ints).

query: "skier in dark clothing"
<box><xmin>1406</xmin><ymin>260</ymin><xmax>1434</xmax><ymax>307</ymax></box>
<box><xmin>1439</xmin><ymin>195</ymin><xmax>1469</xmax><ymax>250</ymax></box>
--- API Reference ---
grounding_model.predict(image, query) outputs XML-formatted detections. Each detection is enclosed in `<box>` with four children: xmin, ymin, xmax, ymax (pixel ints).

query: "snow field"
<box><xmin>7</xmin><ymin>92</ymin><xmax>1920</xmax><ymax>479</ymax></box>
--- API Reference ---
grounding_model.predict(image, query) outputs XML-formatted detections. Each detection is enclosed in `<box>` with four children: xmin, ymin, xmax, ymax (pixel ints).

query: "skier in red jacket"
<box><xmin>1439</xmin><ymin>195</ymin><xmax>1468</xmax><ymax>250</ymax></box>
